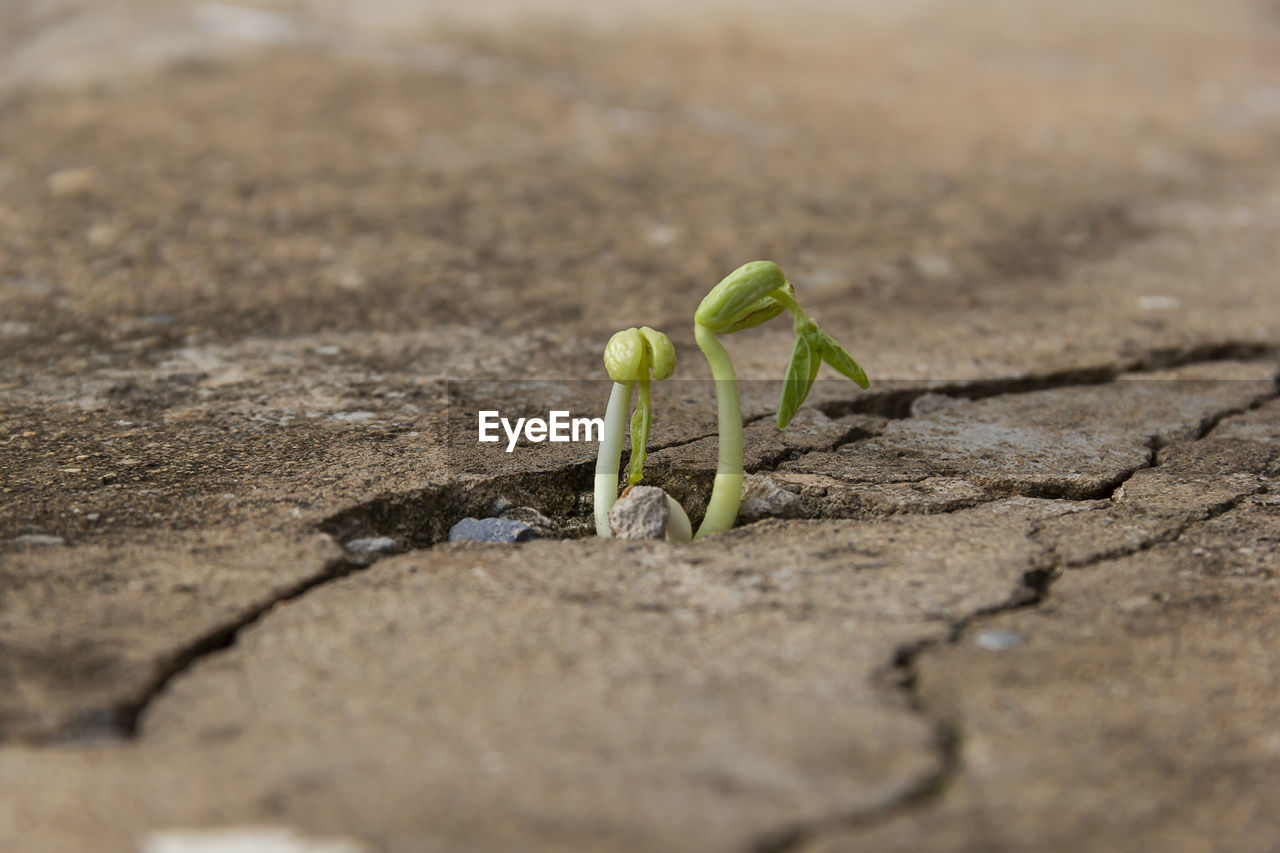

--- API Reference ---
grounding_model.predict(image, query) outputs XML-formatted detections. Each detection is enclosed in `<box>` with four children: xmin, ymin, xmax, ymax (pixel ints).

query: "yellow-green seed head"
<box><xmin>604</xmin><ymin>328</ymin><xmax>645</xmax><ymax>382</ymax></box>
<box><xmin>639</xmin><ymin>327</ymin><xmax>676</xmax><ymax>379</ymax></box>
<box><xmin>695</xmin><ymin>260</ymin><xmax>788</xmax><ymax>333</ymax></box>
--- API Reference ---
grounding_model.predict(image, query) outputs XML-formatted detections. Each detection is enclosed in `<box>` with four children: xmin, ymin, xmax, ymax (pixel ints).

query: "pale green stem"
<box><xmin>694</xmin><ymin>322</ymin><xmax>743</xmax><ymax>539</ymax></box>
<box><xmin>595</xmin><ymin>379</ymin><xmax>634</xmax><ymax>536</ymax></box>
<box><xmin>768</xmin><ymin>287</ymin><xmax>807</xmax><ymax>330</ymax></box>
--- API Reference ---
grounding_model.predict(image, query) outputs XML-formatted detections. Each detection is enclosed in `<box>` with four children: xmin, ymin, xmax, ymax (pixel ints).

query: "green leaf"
<box><xmin>817</xmin><ymin>332</ymin><xmax>870</xmax><ymax>389</ymax></box>
<box><xmin>628</xmin><ymin>379</ymin><xmax>652</xmax><ymax>485</ymax></box>
<box><xmin>777</xmin><ymin>334</ymin><xmax>817</xmax><ymax>428</ymax></box>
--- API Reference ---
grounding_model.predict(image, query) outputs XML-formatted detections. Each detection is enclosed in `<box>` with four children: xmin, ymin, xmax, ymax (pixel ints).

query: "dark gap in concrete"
<box><xmin>749</xmin><ymin>422</ymin><xmax>1275</xmax><ymax>852</ymax></box>
<box><xmin>36</xmin><ymin>352</ymin><xmax>1272</xmax><ymax>750</ymax></box>
<box><xmin>744</xmin><ymin>561</ymin><xmax>1070</xmax><ymax>853</ymax></box>
<box><xmin>318</xmin><ymin>351</ymin><xmax>1279</xmax><ymax>551</ymax></box>
<box><xmin>319</xmin><ymin>462</ymin><xmax>597</xmax><ymax>549</ymax></box>
<box><xmin>746</xmin><ymin>559</ymin><xmax>1056</xmax><ymax>853</ymax></box>
<box><xmin>1192</xmin><ymin>378</ymin><xmax>1280</xmax><ymax>442</ymax></box>
<box><xmin>818</xmin><ymin>341</ymin><xmax>1277</xmax><ymax>421</ymax></box>
<box><xmin>25</xmin><ymin>553</ymin><xmax>369</xmax><ymax>745</ymax></box>
<box><xmin>317</xmin><ymin>412</ymin><xmax>880</xmax><ymax>548</ymax></box>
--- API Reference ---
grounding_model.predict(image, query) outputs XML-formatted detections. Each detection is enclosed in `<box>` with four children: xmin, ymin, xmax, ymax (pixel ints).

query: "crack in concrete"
<box><xmin>16</xmin><ymin>553</ymin><xmax>370</xmax><ymax>746</ymax></box>
<box><xmin>746</xmin><ymin>563</ymin><xmax>1054</xmax><ymax>853</ymax></box>
<box><xmin>325</xmin><ymin>345</ymin><xmax>1280</xmax><ymax>545</ymax></box>
<box><xmin>819</xmin><ymin>340</ymin><xmax>1277</xmax><ymax>421</ymax></box>
<box><xmin>25</xmin><ymin>348</ymin><xmax>1278</xmax><ymax>754</ymax></box>
<box><xmin>744</xmin><ymin>413</ymin><xmax>1277</xmax><ymax>853</ymax></box>
<box><xmin>1189</xmin><ymin>382</ymin><xmax>1280</xmax><ymax>444</ymax></box>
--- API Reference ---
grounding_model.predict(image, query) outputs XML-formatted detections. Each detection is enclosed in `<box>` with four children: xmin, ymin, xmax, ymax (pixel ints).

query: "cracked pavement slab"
<box><xmin>807</xmin><ymin>495</ymin><xmax>1280</xmax><ymax>853</ymax></box>
<box><xmin>0</xmin><ymin>529</ymin><xmax>343</xmax><ymax>742</ymax></box>
<box><xmin>0</xmin><ymin>498</ymin><xmax>1115</xmax><ymax>851</ymax></box>
<box><xmin>780</xmin><ymin>359</ymin><xmax>1279</xmax><ymax>506</ymax></box>
<box><xmin>2</xmin><ymin>0</ymin><xmax>1280</xmax><ymax>850</ymax></box>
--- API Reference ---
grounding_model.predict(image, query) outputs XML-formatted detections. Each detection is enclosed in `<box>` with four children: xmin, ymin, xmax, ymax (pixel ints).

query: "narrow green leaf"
<box><xmin>804</xmin><ymin>330</ymin><xmax>823</xmax><ymax>387</ymax></box>
<box><xmin>628</xmin><ymin>379</ymin><xmax>652</xmax><ymax>485</ymax></box>
<box><xmin>818</xmin><ymin>332</ymin><xmax>870</xmax><ymax>389</ymax></box>
<box><xmin>777</xmin><ymin>334</ymin><xmax>816</xmax><ymax>428</ymax></box>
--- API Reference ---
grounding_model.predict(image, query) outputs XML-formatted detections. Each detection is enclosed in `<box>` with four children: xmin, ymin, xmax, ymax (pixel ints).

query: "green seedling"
<box><xmin>595</xmin><ymin>326</ymin><xmax>691</xmax><ymax>541</ymax></box>
<box><xmin>594</xmin><ymin>261</ymin><xmax>867</xmax><ymax>541</ymax></box>
<box><xmin>693</xmin><ymin>260</ymin><xmax>868</xmax><ymax>539</ymax></box>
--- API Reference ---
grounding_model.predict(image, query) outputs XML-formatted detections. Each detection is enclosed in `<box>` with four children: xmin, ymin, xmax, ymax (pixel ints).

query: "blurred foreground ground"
<box><xmin>2</xmin><ymin>1</ymin><xmax>1280</xmax><ymax>851</ymax></box>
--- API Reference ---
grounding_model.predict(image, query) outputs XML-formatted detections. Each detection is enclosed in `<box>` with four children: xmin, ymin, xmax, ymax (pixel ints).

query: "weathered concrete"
<box><xmin>806</xmin><ymin>500</ymin><xmax>1280</xmax><ymax>853</ymax></box>
<box><xmin>776</xmin><ymin>360</ymin><xmax>1278</xmax><ymax>513</ymax></box>
<box><xmin>0</xmin><ymin>498</ymin><xmax>1098</xmax><ymax>851</ymax></box>
<box><xmin>0</xmin><ymin>530</ymin><xmax>342</xmax><ymax>742</ymax></box>
<box><xmin>2</xmin><ymin>0</ymin><xmax>1280</xmax><ymax>850</ymax></box>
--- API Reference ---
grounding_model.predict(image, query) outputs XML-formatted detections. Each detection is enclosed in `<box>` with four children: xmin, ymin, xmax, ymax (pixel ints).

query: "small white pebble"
<box><xmin>648</xmin><ymin>224</ymin><xmax>675</xmax><ymax>246</ymax></box>
<box><xmin>48</xmin><ymin>167</ymin><xmax>95</xmax><ymax>198</ymax></box>
<box><xmin>140</xmin><ymin>826</ymin><xmax>365</xmax><ymax>853</ymax></box>
<box><xmin>87</xmin><ymin>223</ymin><xmax>119</xmax><ymax>247</ymax></box>
<box><xmin>193</xmin><ymin>3</ymin><xmax>299</xmax><ymax>43</ymax></box>
<box><xmin>975</xmin><ymin>628</ymin><xmax>1026</xmax><ymax>651</ymax></box>
<box><xmin>344</xmin><ymin>536</ymin><xmax>398</xmax><ymax>555</ymax></box>
<box><xmin>10</xmin><ymin>534</ymin><xmax>66</xmax><ymax>547</ymax></box>
<box><xmin>0</xmin><ymin>321</ymin><xmax>32</xmax><ymax>338</ymax></box>
<box><xmin>1137</xmin><ymin>295</ymin><xmax>1180</xmax><ymax>311</ymax></box>
<box><xmin>912</xmin><ymin>254</ymin><xmax>955</xmax><ymax>280</ymax></box>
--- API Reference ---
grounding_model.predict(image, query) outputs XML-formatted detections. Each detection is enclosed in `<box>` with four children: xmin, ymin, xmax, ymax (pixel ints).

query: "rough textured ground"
<box><xmin>2</xmin><ymin>1</ymin><xmax>1279</xmax><ymax>851</ymax></box>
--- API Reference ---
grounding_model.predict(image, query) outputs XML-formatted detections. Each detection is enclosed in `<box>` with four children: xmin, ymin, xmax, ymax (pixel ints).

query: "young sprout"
<box><xmin>591</xmin><ymin>262</ymin><xmax>865</xmax><ymax>542</ymax></box>
<box><xmin>693</xmin><ymin>260</ymin><xmax>868</xmax><ymax>539</ymax></box>
<box><xmin>595</xmin><ymin>326</ymin><xmax>690</xmax><ymax>541</ymax></box>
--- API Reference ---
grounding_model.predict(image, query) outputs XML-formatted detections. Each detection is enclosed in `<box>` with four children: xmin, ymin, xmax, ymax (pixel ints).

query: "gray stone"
<box><xmin>343</xmin><ymin>536</ymin><xmax>399</xmax><ymax>556</ymax></box>
<box><xmin>486</xmin><ymin>498</ymin><xmax>516</xmax><ymax>516</ymax></box>
<box><xmin>447</xmin><ymin>517</ymin><xmax>537</xmax><ymax>543</ymax></box>
<box><xmin>496</xmin><ymin>506</ymin><xmax>556</xmax><ymax>532</ymax></box>
<box><xmin>909</xmin><ymin>393</ymin><xmax>963</xmax><ymax>418</ymax></box>
<box><xmin>46</xmin><ymin>167</ymin><xmax>95</xmax><ymax>198</ymax></box>
<box><xmin>8</xmin><ymin>534</ymin><xmax>66</xmax><ymax>547</ymax></box>
<box><xmin>737</xmin><ymin>474</ymin><xmax>804</xmax><ymax>521</ymax></box>
<box><xmin>974</xmin><ymin>628</ymin><xmax>1026</xmax><ymax>651</ymax></box>
<box><xmin>139</xmin><ymin>827</ymin><xmax>367</xmax><ymax>853</ymax></box>
<box><xmin>607</xmin><ymin>485</ymin><xmax>669</xmax><ymax>540</ymax></box>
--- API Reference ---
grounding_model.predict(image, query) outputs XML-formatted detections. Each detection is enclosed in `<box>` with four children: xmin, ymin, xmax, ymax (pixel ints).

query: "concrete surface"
<box><xmin>1</xmin><ymin>0</ymin><xmax>1279</xmax><ymax>850</ymax></box>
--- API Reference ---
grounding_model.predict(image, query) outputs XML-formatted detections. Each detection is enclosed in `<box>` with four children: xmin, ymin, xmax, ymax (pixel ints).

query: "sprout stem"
<box><xmin>767</xmin><ymin>287</ymin><xmax>806</xmax><ymax>329</ymax></box>
<box><xmin>595</xmin><ymin>379</ymin><xmax>634</xmax><ymax>536</ymax></box>
<box><xmin>694</xmin><ymin>322</ymin><xmax>744</xmax><ymax>539</ymax></box>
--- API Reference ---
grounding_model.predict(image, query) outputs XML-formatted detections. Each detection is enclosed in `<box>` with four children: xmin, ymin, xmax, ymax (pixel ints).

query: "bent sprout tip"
<box><xmin>593</xmin><ymin>260</ymin><xmax>868</xmax><ymax>543</ymax></box>
<box><xmin>693</xmin><ymin>260</ymin><xmax>869</xmax><ymax>538</ymax></box>
<box><xmin>595</xmin><ymin>326</ymin><xmax>676</xmax><ymax>537</ymax></box>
